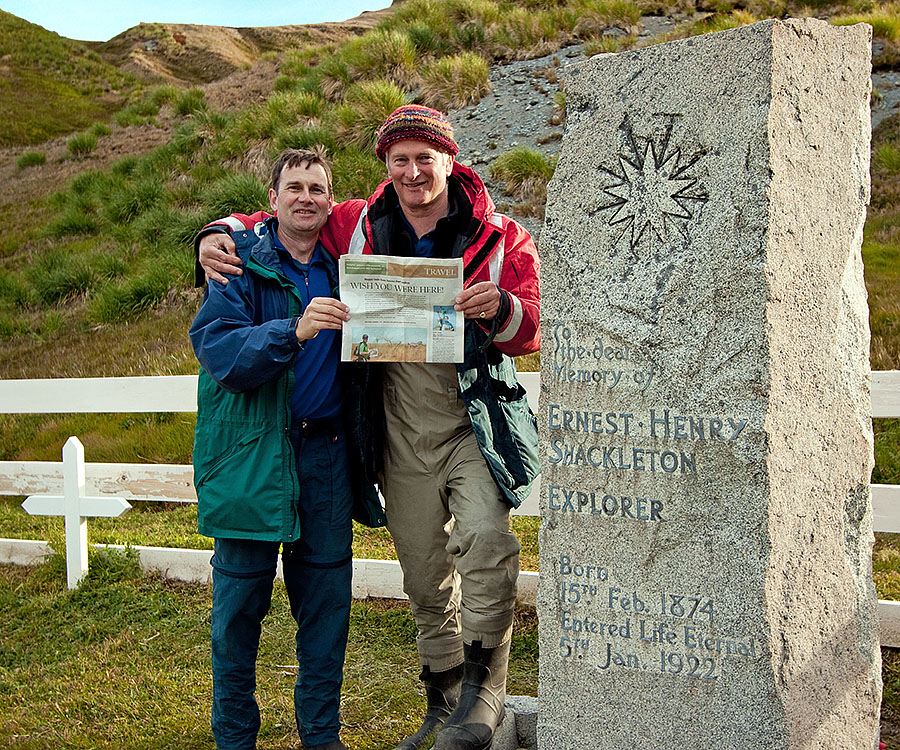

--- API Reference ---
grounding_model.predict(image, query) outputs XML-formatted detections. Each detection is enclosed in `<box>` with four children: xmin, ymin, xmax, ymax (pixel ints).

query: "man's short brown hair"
<box><xmin>271</xmin><ymin>146</ymin><xmax>333</xmax><ymax>197</ymax></box>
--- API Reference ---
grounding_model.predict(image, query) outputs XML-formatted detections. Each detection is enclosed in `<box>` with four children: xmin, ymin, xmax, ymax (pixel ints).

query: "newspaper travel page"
<box><xmin>339</xmin><ymin>255</ymin><xmax>464</xmax><ymax>363</ymax></box>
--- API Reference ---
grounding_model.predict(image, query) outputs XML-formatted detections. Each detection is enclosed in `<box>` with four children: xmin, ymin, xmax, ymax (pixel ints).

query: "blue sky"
<box><xmin>1</xmin><ymin>0</ymin><xmax>392</xmax><ymax>42</ymax></box>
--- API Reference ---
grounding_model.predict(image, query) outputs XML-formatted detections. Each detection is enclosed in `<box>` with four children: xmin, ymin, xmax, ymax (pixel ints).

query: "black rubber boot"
<box><xmin>433</xmin><ymin>640</ymin><xmax>509</xmax><ymax>750</ymax></box>
<box><xmin>394</xmin><ymin>663</ymin><xmax>464</xmax><ymax>750</ymax></box>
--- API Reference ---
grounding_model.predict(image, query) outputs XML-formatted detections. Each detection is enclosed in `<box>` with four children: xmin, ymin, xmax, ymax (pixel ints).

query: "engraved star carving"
<box><xmin>599</xmin><ymin>119</ymin><xmax>709</xmax><ymax>254</ymax></box>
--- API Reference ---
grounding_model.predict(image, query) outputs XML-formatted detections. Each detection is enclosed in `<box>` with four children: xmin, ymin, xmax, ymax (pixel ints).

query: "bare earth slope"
<box><xmin>88</xmin><ymin>9</ymin><xmax>393</xmax><ymax>85</ymax></box>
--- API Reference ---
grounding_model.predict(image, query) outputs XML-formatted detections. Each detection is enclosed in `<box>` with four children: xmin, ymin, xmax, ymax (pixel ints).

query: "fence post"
<box><xmin>63</xmin><ymin>437</ymin><xmax>89</xmax><ymax>589</ymax></box>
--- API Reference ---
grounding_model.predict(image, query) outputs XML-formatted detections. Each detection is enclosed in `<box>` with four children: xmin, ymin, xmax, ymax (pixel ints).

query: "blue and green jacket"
<box><xmin>190</xmin><ymin>219</ymin><xmax>385</xmax><ymax>541</ymax></box>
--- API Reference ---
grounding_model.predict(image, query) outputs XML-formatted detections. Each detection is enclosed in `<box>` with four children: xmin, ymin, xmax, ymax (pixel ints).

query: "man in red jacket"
<box><xmin>198</xmin><ymin>105</ymin><xmax>540</xmax><ymax>750</ymax></box>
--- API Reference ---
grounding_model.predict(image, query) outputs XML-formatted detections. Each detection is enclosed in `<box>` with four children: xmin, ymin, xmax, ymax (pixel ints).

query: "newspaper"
<box><xmin>339</xmin><ymin>255</ymin><xmax>464</xmax><ymax>363</ymax></box>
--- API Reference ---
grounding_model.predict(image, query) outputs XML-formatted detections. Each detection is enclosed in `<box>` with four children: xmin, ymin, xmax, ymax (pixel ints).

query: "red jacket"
<box><xmin>207</xmin><ymin>163</ymin><xmax>541</xmax><ymax>356</ymax></box>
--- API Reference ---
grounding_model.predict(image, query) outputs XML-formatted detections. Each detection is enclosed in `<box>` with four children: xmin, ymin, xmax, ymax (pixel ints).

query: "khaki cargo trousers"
<box><xmin>381</xmin><ymin>363</ymin><xmax>521</xmax><ymax>672</ymax></box>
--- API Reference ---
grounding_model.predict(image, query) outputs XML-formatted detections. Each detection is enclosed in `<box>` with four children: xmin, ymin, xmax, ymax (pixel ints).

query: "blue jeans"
<box><xmin>210</xmin><ymin>430</ymin><xmax>353</xmax><ymax>749</ymax></box>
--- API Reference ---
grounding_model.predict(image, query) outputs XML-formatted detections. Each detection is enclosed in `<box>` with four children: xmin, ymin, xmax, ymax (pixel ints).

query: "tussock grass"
<box><xmin>88</xmin><ymin>122</ymin><xmax>111</xmax><ymax>138</ymax></box>
<box><xmin>113</xmin><ymin>84</ymin><xmax>182</xmax><ymax>127</ymax></box>
<box><xmin>88</xmin><ymin>266</ymin><xmax>180</xmax><ymax>324</ymax></box>
<box><xmin>343</xmin><ymin>29</ymin><xmax>420</xmax><ymax>89</ymax></box>
<box><xmin>275</xmin><ymin>123</ymin><xmax>339</xmax><ymax>154</ymax></box>
<box><xmin>45</xmin><ymin>205</ymin><xmax>100</xmax><ymax>237</ymax></box>
<box><xmin>877</xmin><ymin>143</ymin><xmax>900</xmax><ymax>176</ymax></box>
<box><xmin>16</xmin><ymin>150</ymin><xmax>46</xmax><ymax>169</ymax></box>
<box><xmin>105</xmin><ymin>175</ymin><xmax>169</xmax><ymax>225</ymax></box>
<box><xmin>274</xmin><ymin>74</ymin><xmax>299</xmax><ymax>92</ymax></box>
<box><xmin>114</xmin><ymin>102</ymin><xmax>158</xmax><ymax>127</ymax></box>
<box><xmin>174</xmin><ymin>88</ymin><xmax>207</xmax><ymax>117</ymax></box>
<box><xmin>584</xmin><ymin>32</ymin><xmax>637</xmax><ymax>55</ymax></box>
<box><xmin>333</xmin><ymin>79</ymin><xmax>409</xmax><ymax>150</ymax></box>
<box><xmin>235</xmin><ymin>92</ymin><xmax>324</xmax><ymax>142</ymax></box>
<box><xmin>446</xmin><ymin>0</ymin><xmax>504</xmax><ymax>26</ymax></box>
<box><xmin>149</xmin><ymin>84</ymin><xmax>180</xmax><ymax>108</ymax></box>
<box><xmin>832</xmin><ymin>4</ymin><xmax>900</xmax><ymax>43</ymax></box>
<box><xmin>201</xmin><ymin>172</ymin><xmax>269</xmax><ymax>219</ymax></box>
<box><xmin>66</xmin><ymin>129</ymin><xmax>99</xmax><ymax>158</ymax></box>
<box><xmin>490</xmin><ymin>146</ymin><xmax>556</xmax><ymax>202</ymax></box>
<box><xmin>420</xmin><ymin>52</ymin><xmax>491</xmax><ymax>110</ymax></box>
<box><xmin>674</xmin><ymin>9</ymin><xmax>760</xmax><ymax>37</ymax></box>
<box><xmin>280</xmin><ymin>48</ymin><xmax>314</xmax><ymax>79</ymax></box>
<box><xmin>407</xmin><ymin>22</ymin><xmax>451</xmax><ymax>55</ymax></box>
<box><xmin>318</xmin><ymin>54</ymin><xmax>353</xmax><ymax>100</ymax></box>
<box><xmin>331</xmin><ymin>145</ymin><xmax>390</xmax><ymax>202</ymax></box>
<box><xmin>574</xmin><ymin>0</ymin><xmax>643</xmax><ymax>36</ymax></box>
<box><xmin>0</xmin><ymin>274</ymin><xmax>31</xmax><ymax>308</ymax></box>
<box><xmin>25</xmin><ymin>250</ymin><xmax>97</xmax><ymax>305</ymax></box>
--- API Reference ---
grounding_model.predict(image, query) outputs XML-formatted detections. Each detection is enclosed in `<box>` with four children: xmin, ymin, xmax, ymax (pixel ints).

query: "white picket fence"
<box><xmin>2</xmin><ymin>373</ymin><xmax>900</xmax><ymax>642</ymax></box>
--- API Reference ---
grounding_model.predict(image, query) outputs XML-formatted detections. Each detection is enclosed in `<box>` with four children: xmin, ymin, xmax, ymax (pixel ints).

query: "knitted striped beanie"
<box><xmin>374</xmin><ymin>105</ymin><xmax>459</xmax><ymax>161</ymax></box>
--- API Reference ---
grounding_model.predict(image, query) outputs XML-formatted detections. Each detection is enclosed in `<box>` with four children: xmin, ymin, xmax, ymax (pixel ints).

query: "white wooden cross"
<box><xmin>21</xmin><ymin>436</ymin><xmax>132</xmax><ymax>589</ymax></box>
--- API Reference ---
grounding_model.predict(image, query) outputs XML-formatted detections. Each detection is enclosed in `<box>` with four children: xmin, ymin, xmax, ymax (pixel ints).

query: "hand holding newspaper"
<box><xmin>339</xmin><ymin>255</ymin><xmax>464</xmax><ymax>363</ymax></box>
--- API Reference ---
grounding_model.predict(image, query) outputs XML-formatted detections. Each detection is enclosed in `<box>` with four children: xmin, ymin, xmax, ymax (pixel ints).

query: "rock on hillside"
<box><xmin>449</xmin><ymin>27</ymin><xmax>900</xmax><ymax>242</ymax></box>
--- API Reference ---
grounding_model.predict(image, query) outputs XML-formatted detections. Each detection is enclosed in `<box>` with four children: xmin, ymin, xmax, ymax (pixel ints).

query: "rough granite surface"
<box><xmin>537</xmin><ymin>17</ymin><xmax>880</xmax><ymax>750</ymax></box>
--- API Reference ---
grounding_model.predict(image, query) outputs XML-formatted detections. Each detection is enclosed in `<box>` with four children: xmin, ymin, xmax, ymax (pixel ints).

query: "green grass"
<box><xmin>0</xmin><ymin>10</ymin><xmax>132</xmax><ymax>146</ymax></box>
<box><xmin>66</xmin><ymin>130</ymin><xmax>99</xmax><ymax>158</ymax></box>
<box><xmin>420</xmin><ymin>52</ymin><xmax>492</xmax><ymax>110</ymax></box>
<box><xmin>25</xmin><ymin>249</ymin><xmax>97</xmax><ymax>305</ymax></box>
<box><xmin>832</xmin><ymin>4</ymin><xmax>900</xmax><ymax>43</ymax></box>
<box><xmin>0</xmin><ymin>493</ymin><xmax>540</xmax><ymax>572</ymax></box>
<box><xmin>342</xmin><ymin>29</ymin><xmax>419</xmax><ymax>89</ymax></box>
<box><xmin>877</xmin><ymin>143</ymin><xmax>900</xmax><ymax>176</ymax></box>
<box><xmin>174</xmin><ymin>88</ymin><xmax>207</xmax><ymax>117</ymax></box>
<box><xmin>15</xmin><ymin>150</ymin><xmax>46</xmax><ymax>169</ymax></box>
<box><xmin>114</xmin><ymin>90</ymin><xmax>165</xmax><ymax>127</ymax></box>
<box><xmin>490</xmin><ymin>146</ymin><xmax>556</xmax><ymax>204</ymax></box>
<box><xmin>0</xmin><ymin>556</ymin><xmax>538</xmax><ymax>749</ymax></box>
<box><xmin>583</xmin><ymin>33</ymin><xmax>637</xmax><ymax>55</ymax></box>
<box><xmin>867</xmin><ymin>113</ymin><xmax>900</xmax><ymax>371</ymax></box>
<box><xmin>333</xmin><ymin>79</ymin><xmax>409</xmax><ymax>150</ymax></box>
<box><xmin>88</xmin><ymin>122</ymin><xmax>112</xmax><ymax>138</ymax></box>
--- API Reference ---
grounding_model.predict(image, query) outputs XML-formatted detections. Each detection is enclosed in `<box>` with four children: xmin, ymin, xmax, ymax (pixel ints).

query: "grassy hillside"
<box><xmin>0</xmin><ymin>0</ymin><xmax>897</xmax><ymax>463</ymax></box>
<box><xmin>0</xmin><ymin>0</ymin><xmax>898</xmax><ymax>364</ymax></box>
<box><xmin>0</xmin><ymin>11</ymin><xmax>135</xmax><ymax>146</ymax></box>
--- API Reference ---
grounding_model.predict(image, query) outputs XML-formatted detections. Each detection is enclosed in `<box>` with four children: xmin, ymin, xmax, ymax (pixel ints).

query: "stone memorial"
<box><xmin>537</xmin><ymin>18</ymin><xmax>881</xmax><ymax>749</ymax></box>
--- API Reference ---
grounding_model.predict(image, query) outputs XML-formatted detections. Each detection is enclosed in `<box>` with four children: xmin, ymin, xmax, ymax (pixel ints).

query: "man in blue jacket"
<box><xmin>190</xmin><ymin>147</ymin><xmax>380</xmax><ymax>750</ymax></box>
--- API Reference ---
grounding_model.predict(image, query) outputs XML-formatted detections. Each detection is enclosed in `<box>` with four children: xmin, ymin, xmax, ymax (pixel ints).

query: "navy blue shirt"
<box><xmin>271</xmin><ymin>233</ymin><xmax>342</xmax><ymax>421</ymax></box>
<box><xmin>395</xmin><ymin>193</ymin><xmax>461</xmax><ymax>258</ymax></box>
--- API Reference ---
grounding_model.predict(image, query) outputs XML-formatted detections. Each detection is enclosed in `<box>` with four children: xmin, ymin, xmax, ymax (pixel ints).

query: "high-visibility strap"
<box><xmin>348</xmin><ymin>206</ymin><xmax>369</xmax><ymax>255</ymax></box>
<box><xmin>494</xmin><ymin>292</ymin><xmax>524</xmax><ymax>343</ymax></box>
<box><xmin>486</xmin><ymin>213</ymin><xmax>505</xmax><ymax>285</ymax></box>
<box><xmin>484</xmin><ymin>213</ymin><xmax>526</xmax><ymax>344</ymax></box>
<box><xmin>216</xmin><ymin>216</ymin><xmax>249</xmax><ymax>233</ymax></box>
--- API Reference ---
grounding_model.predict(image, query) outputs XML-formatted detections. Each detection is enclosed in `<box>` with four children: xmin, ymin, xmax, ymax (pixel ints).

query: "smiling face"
<box><xmin>269</xmin><ymin>162</ymin><xmax>332</xmax><ymax>239</ymax></box>
<box><xmin>385</xmin><ymin>140</ymin><xmax>454</xmax><ymax>214</ymax></box>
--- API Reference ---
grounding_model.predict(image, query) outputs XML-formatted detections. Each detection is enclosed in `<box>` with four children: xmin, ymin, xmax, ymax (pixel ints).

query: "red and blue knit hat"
<box><xmin>374</xmin><ymin>105</ymin><xmax>459</xmax><ymax>161</ymax></box>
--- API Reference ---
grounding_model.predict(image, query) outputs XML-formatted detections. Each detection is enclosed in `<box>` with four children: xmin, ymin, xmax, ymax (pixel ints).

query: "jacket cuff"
<box><xmin>288</xmin><ymin>317</ymin><xmax>304</xmax><ymax>352</ymax></box>
<box><xmin>476</xmin><ymin>289</ymin><xmax>511</xmax><ymax>345</ymax></box>
<box><xmin>493</xmin><ymin>291</ymin><xmax>525</xmax><ymax>345</ymax></box>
